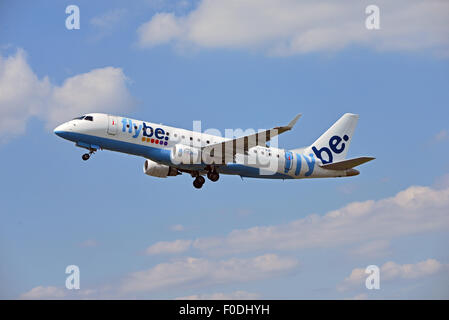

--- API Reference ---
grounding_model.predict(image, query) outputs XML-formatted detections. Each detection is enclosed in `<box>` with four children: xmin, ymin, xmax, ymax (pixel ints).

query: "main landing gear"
<box><xmin>207</xmin><ymin>171</ymin><xmax>219</xmax><ymax>182</ymax></box>
<box><xmin>193</xmin><ymin>175</ymin><xmax>205</xmax><ymax>189</ymax></box>
<box><xmin>192</xmin><ymin>169</ymin><xmax>220</xmax><ymax>189</ymax></box>
<box><xmin>82</xmin><ymin>149</ymin><xmax>95</xmax><ymax>161</ymax></box>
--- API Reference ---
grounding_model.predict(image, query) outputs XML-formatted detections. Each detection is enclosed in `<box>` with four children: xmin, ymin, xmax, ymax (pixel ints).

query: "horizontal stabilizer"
<box><xmin>320</xmin><ymin>157</ymin><xmax>375</xmax><ymax>171</ymax></box>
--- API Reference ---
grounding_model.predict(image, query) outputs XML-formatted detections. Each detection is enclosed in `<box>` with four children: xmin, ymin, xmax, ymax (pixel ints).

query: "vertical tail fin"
<box><xmin>304</xmin><ymin>113</ymin><xmax>359</xmax><ymax>164</ymax></box>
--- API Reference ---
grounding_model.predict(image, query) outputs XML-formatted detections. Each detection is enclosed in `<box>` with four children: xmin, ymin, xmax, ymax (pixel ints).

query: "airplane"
<box><xmin>54</xmin><ymin>113</ymin><xmax>374</xmax><ymax>189</ymax></box>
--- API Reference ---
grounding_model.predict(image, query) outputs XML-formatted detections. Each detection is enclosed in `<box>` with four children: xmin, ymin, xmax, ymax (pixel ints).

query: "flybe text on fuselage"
<box><xmin>289</xmin><ymin>153</ymin><xmax>315</xmax><ymax>176</ymax></box>
<box><xmin>121</xmin><ymin>118</ymin><xmax>169</xmax><ymax>146</ymax></box>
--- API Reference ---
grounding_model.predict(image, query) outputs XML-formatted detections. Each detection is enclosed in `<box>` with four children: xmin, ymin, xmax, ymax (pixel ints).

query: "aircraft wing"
<box><xmin>202</xmin><ymin>114</ymin><xmax>301</xmax><ymax>164</ymax></box>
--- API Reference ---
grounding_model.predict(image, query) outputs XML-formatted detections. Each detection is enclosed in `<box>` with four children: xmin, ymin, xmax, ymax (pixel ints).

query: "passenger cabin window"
<box><xmin>84</xmin><ymin>116</ymin><xmax>93</xmax><ymax>121</ymax></box>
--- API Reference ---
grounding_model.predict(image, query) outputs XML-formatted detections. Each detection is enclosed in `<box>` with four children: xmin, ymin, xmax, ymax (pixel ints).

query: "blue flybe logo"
<box><xmin>312</xmin><ymin>135</ymin><xmax>349</xmax><ymax>164</ymax></box>
<box><xmin>121</xmin><ymin>118</ymin><xmax>169</xmax><ymax>146</ymax></box>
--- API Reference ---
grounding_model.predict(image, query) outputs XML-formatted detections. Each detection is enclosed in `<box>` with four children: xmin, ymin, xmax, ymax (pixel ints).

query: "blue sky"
<box><xmin>1</xmin><ymin>0</ymin><xmax>449</xmax><ymax>299</ymax></box>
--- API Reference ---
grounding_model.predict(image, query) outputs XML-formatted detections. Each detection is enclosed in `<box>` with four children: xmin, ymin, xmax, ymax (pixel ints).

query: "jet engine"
<box><xmin>143</xmin><ymin>159</ymin><xmax>179</xmax><ymax>178</ymax></box>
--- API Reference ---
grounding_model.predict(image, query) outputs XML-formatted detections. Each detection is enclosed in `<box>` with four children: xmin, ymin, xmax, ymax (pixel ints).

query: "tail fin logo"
<box><xmin>312</xmin><ymin>135</ymin><xmax>349</xmax><ymax>164</ymax></box>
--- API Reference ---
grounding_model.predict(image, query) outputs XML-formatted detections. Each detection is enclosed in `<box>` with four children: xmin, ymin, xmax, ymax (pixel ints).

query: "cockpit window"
<box><xmin>84</xmin><ymin>116</ymin><xmax>93</xmax><ymax>121</ymax></box>
<box><xmin>73</xmin><ymin>116</ymin><xmax>85</xmax><ymax>120</ymax></box>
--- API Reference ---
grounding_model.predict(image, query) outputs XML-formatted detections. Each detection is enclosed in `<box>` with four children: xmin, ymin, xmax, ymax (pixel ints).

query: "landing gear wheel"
<box><xmin>197</xmin><ymin>176</ymin><xmax>205</xmax><ymax>184</ymax></box>
<box><xmin>193</xmin><ymin>179</ymin><xmax>203</xmax><ymax>189</ymax></box>
<box><xmin>193</xmin><ymin>176</ymin><xmax>205</xmax><ymax>189</ymax></box>
<box><xmin>207</xmin><ymin>172</ymin><xmax>219</xmax><ymax>182</ymax></box>
<box><xmin>82</xmin><ymin>153</ymin><xmax>90</xmax><ymax>161</ymax></box>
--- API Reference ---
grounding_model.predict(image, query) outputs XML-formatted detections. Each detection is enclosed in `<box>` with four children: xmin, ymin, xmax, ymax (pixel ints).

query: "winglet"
<box><xmin>287</xmin><ymin>113</ymin><xmax>302</xmax><ymax>129</ymax></box>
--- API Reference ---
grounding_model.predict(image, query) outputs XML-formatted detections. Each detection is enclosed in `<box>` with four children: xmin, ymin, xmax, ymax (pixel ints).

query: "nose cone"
<box><xmin>54</xmin><ymin>124</ymin><xmax>65</xmax><ymax>137</ymax></box>
<box><xmin>54</xmin><ymin>122</ymin><xmax>74</xmax><ymax>139</ymax></box>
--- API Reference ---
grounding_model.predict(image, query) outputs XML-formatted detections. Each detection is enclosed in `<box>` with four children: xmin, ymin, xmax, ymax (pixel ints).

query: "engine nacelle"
<box><xmin>143</xmin><ymin>159</ymin><xmax>179</xmax><ymax>178</ymax></box>
<box><xmin>171</xmin><ymin>144</ymin><xmax>202</xmax><ymax>164</ymax></box>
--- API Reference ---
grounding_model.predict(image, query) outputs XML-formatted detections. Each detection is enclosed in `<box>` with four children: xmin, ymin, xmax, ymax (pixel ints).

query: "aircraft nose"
<box><xmin>54</xmin><ymin>124</ymin><xmax>64</xmax><ymax>137</ymax></box>
<box><xmin>54</xmin><ymin>122</ymin><xmax>73</xmax><ymax>138</ymax></box>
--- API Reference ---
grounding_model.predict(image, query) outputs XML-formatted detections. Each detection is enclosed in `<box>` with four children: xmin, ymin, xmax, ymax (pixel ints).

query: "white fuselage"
<box><xmin>54</xmin><ymin>113</ymin><xmax>356</xmax><ymax>180</ymax></box>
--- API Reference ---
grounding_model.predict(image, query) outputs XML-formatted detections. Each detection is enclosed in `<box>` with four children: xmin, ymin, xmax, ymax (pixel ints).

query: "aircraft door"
<box><xmin>284</xmin><ymin>151</ymin><xmax>293</xmax><ymax>173</ymax></box>
<box><xmin>107</xmin><ymin>116</ymin><xmax>118</xmax><ymax>135</ymax></box>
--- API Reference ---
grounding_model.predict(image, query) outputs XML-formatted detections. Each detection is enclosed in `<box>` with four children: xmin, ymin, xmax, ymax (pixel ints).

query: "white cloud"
<box><xmin>20</xmin><ymin>286</ymin><xmax>66</xmax><ymax>299</ymax></box>
<box><xmin>90</xmin><ymin>8</ymin><xmax>128</xmax><ymax>29</ymax></box>
<box><xmin>48</xmin><ymin>66</ymin><xmax>134</xmax><ymax>128</ymax></box>
<box><xmin>0</xmin><ymin>49</ymin><xmax>134</xmax><ymax>143</ymax></box>
<box><xmin>120</xmin><ymin>254</ymin><xmax>298</xmax><ymax>294</ymax></box>
<box><xmin>338</xmin><ymin>259</ymin><xmax>447</xmax><ymax>291</ymax></box>
<box><xmin>175</xmin><ymin>290</ymin><xmax>260</xmax><ymax>300</ymax></box>
<box><xmin>138</xmin><ymin>13</ymin><xmax>183</xmax><ymax>47</ymax></box>
<box><xmin>89</xmin><ymin>8</ymin><xmax>128</xmax><ymax>41</ymax></box>
<box><xmin>381</xmin><ymin>259</ymin><xmax>445</xmax><ymax>280</ymax></box>
<box><xmin>146</xmin><ymin>239</ymin><xmax>192</xmax><ymax>255</ymax></box>
<box><xmin>349</xmin><ymin>240</ymin><xmax>391</xmax><ymax>257</ymax></box>
<box><xmin>19</xmin><ymin>286</ymin><xmax>98</xmax><ymax>300</ymax></box>
<box><xmin>0</xmin><ymin>49</ymin><xmax>51</xmax><ymax>142</ymax></box>
<box><xmin>145</xmin><ymin>184</ymin><xmax>449</xmax><ymax>256</ymax></box>
<box><xmin>138</xmin><ymin>0</ymin><xmax>449</xmax><ymax>56</ymax></box>
<box><xmin>22</xmin><ymin>255</ymin><xmax>296</xmax><ymax>298</ymax></box>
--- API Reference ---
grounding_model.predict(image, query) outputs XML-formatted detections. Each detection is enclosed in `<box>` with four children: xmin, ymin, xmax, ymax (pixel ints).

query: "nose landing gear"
<box><xmin>82</xmin><ymin>149</ymin><xmax>96</xmax><ymax>161</ymax></box>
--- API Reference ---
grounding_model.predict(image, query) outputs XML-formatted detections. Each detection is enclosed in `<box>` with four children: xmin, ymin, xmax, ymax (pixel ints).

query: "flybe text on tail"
<box><xmin>312</xmin><ymin>134</ymin><xmax>349</xmax><ymax>164</ymax></box>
